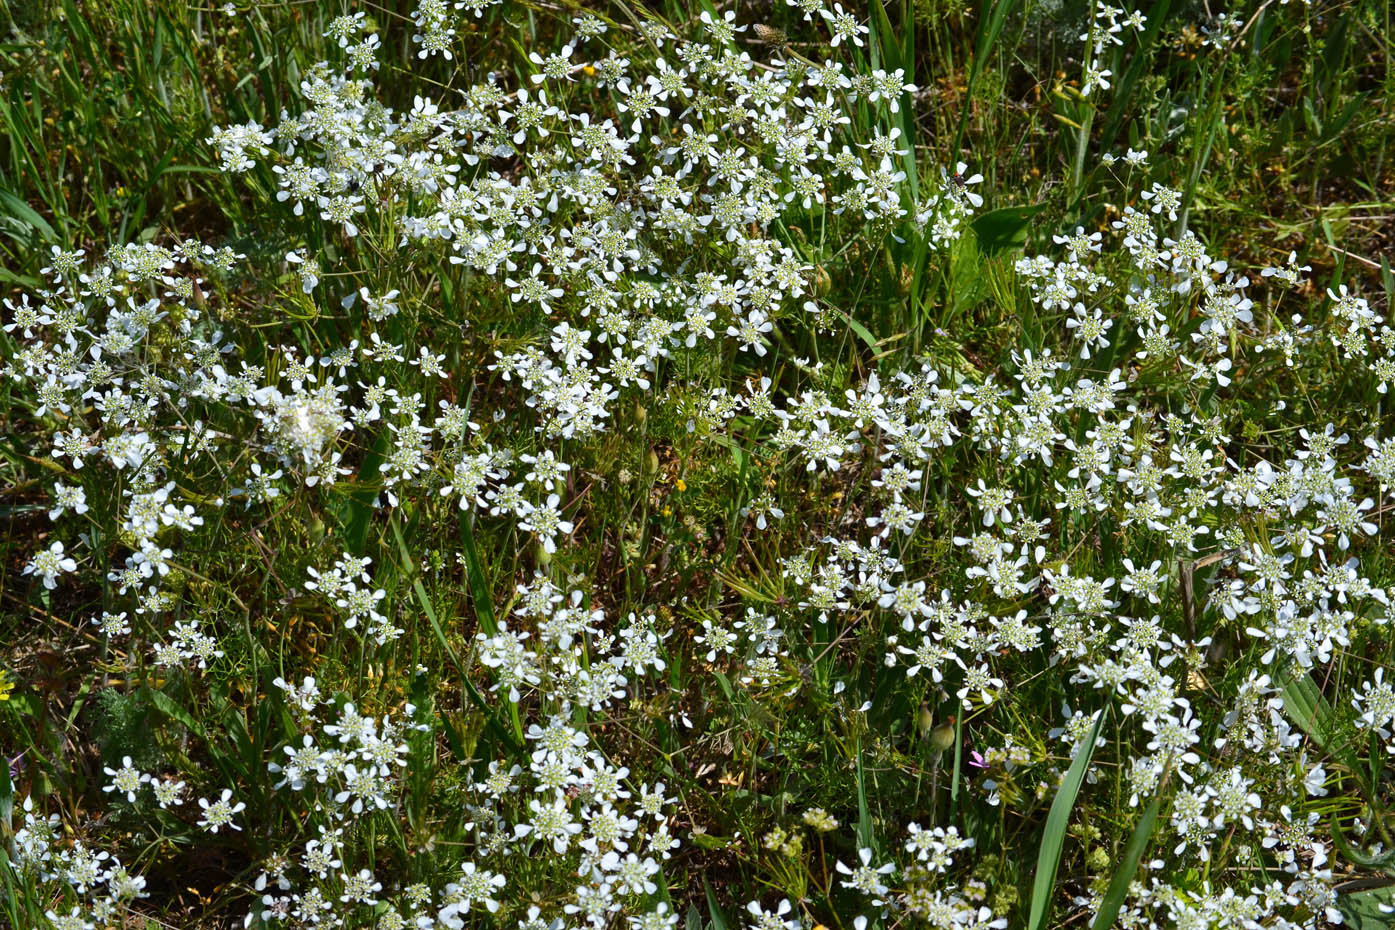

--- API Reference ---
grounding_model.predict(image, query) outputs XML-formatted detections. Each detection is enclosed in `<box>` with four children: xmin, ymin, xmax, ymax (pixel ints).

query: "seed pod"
<box><xmin>751</xmin><ymin>24</ymin><xmax>787</xmax><ymax>52</ymax></box>
<box><xmin>929</xmin><ymin>715</ymin><xmax>956</xmax><ymax>752</ymax></box>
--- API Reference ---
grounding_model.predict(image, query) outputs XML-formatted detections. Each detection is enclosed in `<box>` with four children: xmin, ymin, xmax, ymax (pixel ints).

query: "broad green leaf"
<box><xmin>1339</xmin><ymin>884</ymin><xmax>1395</xmax><ymax>930</ymax></box>
<box><xmin>971</xmin><ymin>204</ymin><xmax>1046</xmax><ymax>255</ymax></box>
<box><xmin>1278</xmin><ymin>668</ymin><xmax>1362</xmax><ymax>776</ymax></box>
<box><xmin>837</xmin><ymin>307</ymin><xmax>879</xmax><ymax>350</ymax></box>
<box><xmin>141</xmin><ymin>685</ymin><xmax>206</xmax><ymax>741</ymax></box>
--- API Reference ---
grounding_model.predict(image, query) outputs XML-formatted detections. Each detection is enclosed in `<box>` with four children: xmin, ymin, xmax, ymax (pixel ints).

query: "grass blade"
<box><xmin>951</xmin><ymin>0</ymin><xmax>1023</xmax><ymax>156</ymax></box>
<box><xmin>0</xmin><ymin>188</ymin><xmax>55</xmax><ymax>242</ymax></box>
<box><xmin>459</xmin><ymin>513</ymin><xmax>499</xmax><ymax>636</ymax></box>
<box><xmin>856</xmin><ymin>743</ymin><xmax>874</xmax><ymax>849</ymax></box>
<box><xmin>391</xmin><ymin>515</ymin><xmax>522</xmax><ymax>749</ymax></box>
<box><xmin>343</xmin><ymin>431</ymin><xmax>387</xmax><ymax>553</ymax></box>
<box><xmin>0</xmin><ymin>742</ymin><xmax>13</xmax><ymax>836</ymax></box>
<box><xmin>1090</xmin><ymin>789</ymin><xmax>1163</xmax><ymax>930</ymax></box>
<box><xmin>1029</xmin><ymin>707</ymin><xmax>1107</xmax><ymax>930</ymax></box>
<box><xmin>704</xmin><ymin>877</ymin><xmax>729</xmax><ymax>930</ymax></box>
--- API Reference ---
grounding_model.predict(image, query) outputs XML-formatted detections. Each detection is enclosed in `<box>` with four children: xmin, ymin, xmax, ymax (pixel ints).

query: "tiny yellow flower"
<box><xmin>674</xmin><ymin>478</ymin><xmax>687</xmax><ymax>492</ymax></box>
<box><xmin>0</xmin><ymin>669</ymin><xmax>14</xmax><ymax>701</ymax></box>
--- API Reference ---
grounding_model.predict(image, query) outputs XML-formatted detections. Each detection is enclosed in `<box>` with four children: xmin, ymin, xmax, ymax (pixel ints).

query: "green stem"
<box><xmin>1070</xmin><ymin>0</ymin><xmax>1099</xmax><ymax>207</ymax></box>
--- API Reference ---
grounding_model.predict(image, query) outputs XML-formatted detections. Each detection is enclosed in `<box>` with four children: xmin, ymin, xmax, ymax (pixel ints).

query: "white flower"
<box><xmin>699</xmin><ymin>9</ymin><xmax>747</xmax><ymax>43</ymax></box>
<box><xmin>1353</xmin><ymin>668</ymin><xmax>1395</xmax><ymax>734</ymax></box>
<box><xmin>48</xmin><ymin>483</ymin><xmax>89</xmax><ymax>520</ymax></box>
<box><xmin>24</xmin><ymin>540</ymin><xmax>77</xmax><ymax>590</ymax></box>
<box><xmin>285</xmin><ymin>250</ymin><xmax>319</xmax><ymax>293</ymax></box>
<box><xmin>835</xmin><ymin>847</ymin><xmax>894</xmax><ymax>898</ymax></box>
<box><xmin>745</xmin><ymin>898</ymin><xmax>799</xmax><ymax>930</ymax></box>
<box><xmin>518</xmin><ymin>493</ymin><xmax>574</xmax><ymax>554</ymax></box>
<box><xmin>948</xmin><ymin>161</ymin><xmax>985</xmax><ymax>208</ymax></box>
<box><xmin>437</xmin><ymin>861</ymin><xmax>505</xmax><ymax>923</ymax></box>
<box><xmin>197</xmin><ymin>789</ymin><xmax>246</xmax><ymax>832</ymax></box>
<box><xmin>102</xmin><ymin>756</ymin><xmax>150</xmax><ymax>803</ymax></box>
<box><xmin>821</xmin><ymin>3</ymin><xmax>868</xmax><ymax>47</ymax></box>
<box><xmin>152</xmin><ymin>778</ymin><xmax>186</xmax><ymax>809</ymax></box>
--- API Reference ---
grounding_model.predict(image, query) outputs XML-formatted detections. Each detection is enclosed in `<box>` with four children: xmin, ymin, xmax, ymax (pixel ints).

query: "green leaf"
<box><xmin>392</xmin><ymin>519</ymin><xmax>462</xmax><ymax>668</ymax></box>
<box><xmin>163</xmin><ymin>164</ymin><xmax>223</xmax><ymax>177</ymax></box>
<box><xmin>856</xmin><ymin>744</ymin><xmax>874</xmax><ymax>850</ymax></box>
<box><xmin>952</xmin><ymin>0</ymin><xmax>1024</xmax><ymax>155</ymax></box>
<box><xmin>392</xmin><ymin>517</ymin><xmax>522</xmax><ymax>750</ymax></box>
<box><xmin>342</xmin><ymin>431</ymin><xmax>387</xmax><ymax>553</ymax></box>
<box><xmin>441</xmin><ymin>710</ymin><xmax>472</xmax><ymax>761</ymax></box>
<box><xmin>689</xmin><ymin>833</ymin><xmax>734</xmax><ymax>850</ymax></box>
<box><xmin>949</xmin><ymin>711</ymin><xmax>964</xmax><ymax>807</ymax></box>
<box><xmin>1029</xmin><ymin>707</ymin><xmax>1107</xmax><ymax>930</ymax></box>
<box><xmin>712</xmin><ymin>670</ymin><xmax>735</xmax><ymax>703</ymax></box>
<box><xmin>1339</xmin><ymin>884</ymin><xmax>1395</xmax><ymax>930</ymax></box>
<box><xmin>0</xmin><ymin>188</ymin><xmax>55</xmax><ymax>242</ymax></box>
<box><xmin>1278</xmin><ymin>668</ymin><xmax>1362</xmax><ymax>776</ymax></box>
<box><xmin>971</xmin><ymin>204</ymin><xmax>1046</xmax><ymax>255</ymax></box>
<box><xmin>0</xmin><ymin>744</ymin><xmax>13</xmax><ymax>837</ymax></box>
<box><xmin>0</xmin><ymin>267</ymin><xmax>41</xmax><ymax>288</ymax></box>
<box><xmin>1096</xmin><ymin>0</ymin><xmax>1174</xmax><ymax>160</ymax></box>
<box><xmin>141</xmin><ymin>685</ymin><xmax>207</xmax><ymax>741</ymax></box>
<box><xmin>459</xmin><ymin>514</ymin><xmax>498</xmax><ymax>636</ymax></box>
<box><xmin>1091</xmin><ymin>789</ymin><xmax>1163</xmax><ymax>930</ymax></box>
<box><xmin>836</xmin><ymin>306</ymin><xmax>879</xmax><ymax>350</ymax></box>
<box><xmin>1332</xmin><ymin>816</ymin><xmax>1395</xmax><ymax>872</ymax></box>
<box><xmin>704</xmin><ymin>877</ymin><xmax>729</xmax><ymax>930</ymax></box>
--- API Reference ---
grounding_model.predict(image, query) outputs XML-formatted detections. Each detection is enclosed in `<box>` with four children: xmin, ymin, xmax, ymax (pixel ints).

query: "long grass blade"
<box><xmin>704</xmin><ymin>877</ymin><xmax>729</xmax><ymax>930</ymax></box>
<box><xmin>1090</xmin><ymin>789</ymin><xmax>1162</xmax><ymax>930</ymax></box>
<box><xmin>459</xmin><ymin>513</ymin><xmax>499</xmax><ymax>636</ymax></box>
<box><xmin>856</xmin><ymin>744</ymin><xmax>874</xmax><ymax>849</ymax></box>
<box><xmin>951</xmin><ymin>0</ymin><xmax>1023</xmax><ymax>157</ymax></box>
<box><xmin>1029</xmin><ymin>706</ymin><xmax>1107</xmax><ymax>930</ymax></box>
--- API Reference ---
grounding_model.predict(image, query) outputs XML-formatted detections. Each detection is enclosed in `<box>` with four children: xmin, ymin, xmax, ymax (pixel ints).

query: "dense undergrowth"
<box><xmin>1</xmin><ymin>1</ymin><xmax>1394</xmax><ymax>929</ymax></box>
